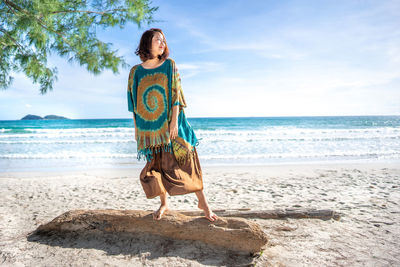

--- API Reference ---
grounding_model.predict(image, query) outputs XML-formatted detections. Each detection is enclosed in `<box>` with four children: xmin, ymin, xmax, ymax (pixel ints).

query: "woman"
<box><xmin>127</xmin><ymin>28</ymin><xmax>218</xmax><ymax>222</ymax></box>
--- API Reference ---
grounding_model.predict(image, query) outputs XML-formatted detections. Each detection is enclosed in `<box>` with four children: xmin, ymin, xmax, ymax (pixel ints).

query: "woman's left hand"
<box><xmin>169</xmin><ymin>120</ymin><xmax>178</xmax><ymax>139</ymax></box>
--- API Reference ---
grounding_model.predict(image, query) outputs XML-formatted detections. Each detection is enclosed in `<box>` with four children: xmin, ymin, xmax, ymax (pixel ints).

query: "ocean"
<box><xmin>0</xmin><ymin>116</ymin><xmax>399</xmax><ymax>172</ymax></box>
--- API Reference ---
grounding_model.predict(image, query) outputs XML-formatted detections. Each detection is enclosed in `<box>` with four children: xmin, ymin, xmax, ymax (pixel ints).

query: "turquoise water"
<box><xmin>1</xmin><ymin>116</ymin><xmax>399</xmax><ymax>172</ymax></box>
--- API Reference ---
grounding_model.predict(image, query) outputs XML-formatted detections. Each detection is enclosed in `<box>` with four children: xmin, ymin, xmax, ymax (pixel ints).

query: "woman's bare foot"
<box><xmin>153</xmin><ymin>204</ymin><xmax>168</xmax><ymax>220</ymax></box>
<box><xmin>198</xmin><ymin>202</ymin><xmax>218</xmax><ymax>222</ymax></box>
<box><xmin>195</xmin><ymin>190</ymin><xmax>218</xmax><ymax>222</ymax></box>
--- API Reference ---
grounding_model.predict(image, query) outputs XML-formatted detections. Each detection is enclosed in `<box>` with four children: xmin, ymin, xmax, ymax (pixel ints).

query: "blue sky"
<box><xmin>0</xmin><ymin>0</ymin><xmax>399</xmax><ymax>120</ymax></box>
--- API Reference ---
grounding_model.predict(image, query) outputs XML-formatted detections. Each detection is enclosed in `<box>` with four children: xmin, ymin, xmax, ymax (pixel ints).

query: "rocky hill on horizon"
<box><xmin>21</xmin><ymin>114</ymin><xmax>69</xmax><ymax>120</ymax></box>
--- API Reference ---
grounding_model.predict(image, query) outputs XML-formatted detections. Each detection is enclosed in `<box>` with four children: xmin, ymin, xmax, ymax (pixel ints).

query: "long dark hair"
<box><xmin>135</xmin><ymin>28</ymin><xmax>170</xmax><ymax>62</ymax></box>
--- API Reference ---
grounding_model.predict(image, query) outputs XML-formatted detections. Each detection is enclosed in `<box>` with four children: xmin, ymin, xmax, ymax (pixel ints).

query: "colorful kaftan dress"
<box><xmin>127</xmin><ymin>58</ymin><xmax>199</xmax><ymax>165</ymax></box>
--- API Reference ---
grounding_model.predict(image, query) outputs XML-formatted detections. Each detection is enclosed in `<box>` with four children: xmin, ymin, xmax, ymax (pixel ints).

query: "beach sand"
<box><xmin>1</xmin><ymin>162</ymin><xmax>399</xmax><ymax>266</ymax></box>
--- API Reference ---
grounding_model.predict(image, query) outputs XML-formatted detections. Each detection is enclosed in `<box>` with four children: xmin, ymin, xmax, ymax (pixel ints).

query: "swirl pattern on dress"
<box><xmin>137</xmin><ymin>73</ymin><xmax>169</xmax><ymax>127</ymax></box>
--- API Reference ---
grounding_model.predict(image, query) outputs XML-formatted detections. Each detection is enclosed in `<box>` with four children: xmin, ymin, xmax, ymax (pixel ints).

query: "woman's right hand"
<box><xmin>169</xmin><ymin>120</ymin><xmax>178</xmax><ymax>140</ymax></box>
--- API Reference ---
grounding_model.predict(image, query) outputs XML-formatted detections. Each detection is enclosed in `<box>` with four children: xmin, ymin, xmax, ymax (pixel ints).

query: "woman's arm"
<box><xmin>169</xmin><ymin>59</ymin><xmax>184</xmax><ymax>140</ymax></box>
<box><xmin>169</xmin><ymin>105</ymin><xmax>179</xmax><ymax>139</ymax></box>
<box><xmin>171</xmin><ymin>105</ymin><xmax>179</xmax><ymax>124</ymax></box>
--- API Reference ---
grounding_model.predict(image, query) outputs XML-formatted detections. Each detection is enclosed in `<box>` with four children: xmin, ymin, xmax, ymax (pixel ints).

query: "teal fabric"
<box><xmin>127</xmin><ymin>58</ymin><xmax>199</xmax><ymax>162</ymax></box>
<box><xmin>177</xmin><ymin>110</ymin><xmax>199</xmax><ymax>148</ymax></box>
<box><xmin>127</xmin><ymin>90</ymin><xmax>134</xmax><ymax>112</ymax></box>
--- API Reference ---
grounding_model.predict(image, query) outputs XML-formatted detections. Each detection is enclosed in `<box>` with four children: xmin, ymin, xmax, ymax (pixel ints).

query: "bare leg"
<box><xmin>195</xmin><ymin>190</ymin><xmax>219</xmax><ymax>222</ymax></box>
<box><xmin>153</xmin><ymin>192</ymin><xmax>168</xmax><ymax>220</ymax></box>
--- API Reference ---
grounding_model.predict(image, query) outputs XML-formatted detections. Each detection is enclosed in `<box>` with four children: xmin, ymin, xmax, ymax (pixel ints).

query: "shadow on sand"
<box><xmin>27</xmin><ymin>228</ymin><xmax>261</xmax><ymax>266</ymax></box>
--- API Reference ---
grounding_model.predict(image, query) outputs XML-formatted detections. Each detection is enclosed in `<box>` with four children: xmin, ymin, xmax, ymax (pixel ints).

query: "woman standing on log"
<box><xmin>127</xmin><ymin>28</ymin><xmax>218</xmax><ymax>222</ymax></box>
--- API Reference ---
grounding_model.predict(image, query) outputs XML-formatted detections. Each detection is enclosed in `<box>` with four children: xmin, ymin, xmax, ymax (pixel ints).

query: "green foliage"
<box><xmin>0</xmin><ymin>0</ymin><xmax>158</xmax><ymax>94</ymax></box>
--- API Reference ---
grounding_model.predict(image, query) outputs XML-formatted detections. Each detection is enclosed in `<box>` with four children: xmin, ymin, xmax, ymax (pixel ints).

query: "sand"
<box><xmin>0</xmin><ymin>162</ymin><xmax>399</xmax><ymax>266</ymax></box>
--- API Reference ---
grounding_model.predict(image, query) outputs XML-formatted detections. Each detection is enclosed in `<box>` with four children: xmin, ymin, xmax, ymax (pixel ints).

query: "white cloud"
<box><xmin>178</xmin><ymin>61</ymin><xmax>223</xmax><ymax>78</ymax></box>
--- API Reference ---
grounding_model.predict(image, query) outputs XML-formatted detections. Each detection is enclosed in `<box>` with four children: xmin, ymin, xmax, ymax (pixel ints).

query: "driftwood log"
<box><xmin>177</xmin><ymin>208</ymin><xmax>341</xmax><ymax>221</ymax></box>
<box><xmin>34</xmin><ymin>209</ymin><xmax>268</xmax><ymax>253</ymax></box>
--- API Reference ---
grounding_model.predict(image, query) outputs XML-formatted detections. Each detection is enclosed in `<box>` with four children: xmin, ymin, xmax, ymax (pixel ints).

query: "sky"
<box><xmin>0</xmin><ymin>0</ymin><xmax>399</xmax><ymax>120</ymax></box>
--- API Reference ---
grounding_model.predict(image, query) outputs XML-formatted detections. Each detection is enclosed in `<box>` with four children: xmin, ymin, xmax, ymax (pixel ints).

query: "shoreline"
<box><xmin>1</xmin><ymin>158</ymin><xmax>400</xmax><ymax>175</ymax></box>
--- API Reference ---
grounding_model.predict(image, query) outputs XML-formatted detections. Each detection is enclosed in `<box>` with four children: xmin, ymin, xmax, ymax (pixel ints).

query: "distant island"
<box><xmin>21</xmin><ymin>114</ymin><xmax>69</xmax><ymax>120</ymax></box>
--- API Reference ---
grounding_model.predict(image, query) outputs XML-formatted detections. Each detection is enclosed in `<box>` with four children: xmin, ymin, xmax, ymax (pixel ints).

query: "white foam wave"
<box><xmin>0</xmin><ymin>152</ymin><xmax>136</xmax><ymax>159</ymax></box>
<box><xmin>0</xmin><ymin>139</ymin><xmax>135</xmax><ymax>144</ymax></box>
<box><xmin>1</xmin><ymin>150</ymin><xmax>398</xmax><ymax>160</ymax></box>
<box><xmin>200</xmin><ymin>151</ymin><xmax>400</xmax><ymax>160</ymax></box>
<box><xmin>1</xmin><ymin>127</ymin><xmax>398</xmax><ymax>141</ymax></box>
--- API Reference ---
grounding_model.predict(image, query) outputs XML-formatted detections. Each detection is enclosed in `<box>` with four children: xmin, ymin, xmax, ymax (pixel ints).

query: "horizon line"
<box><xmin>1</xmin><ymin>114</ymin><xmax>400</xmax><ymax>121</ymax></box>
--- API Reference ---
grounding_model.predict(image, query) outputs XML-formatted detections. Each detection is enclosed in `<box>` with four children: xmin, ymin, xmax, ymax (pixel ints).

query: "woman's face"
<box><xmin>151</xmin><ymin>32</ymin><xmax>165</xmax><ymax>58</ymax></box>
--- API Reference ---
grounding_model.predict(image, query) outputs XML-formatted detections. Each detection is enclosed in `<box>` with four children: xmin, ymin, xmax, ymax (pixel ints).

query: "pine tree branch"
<box><xmin>49</xmin><ymin>8</ymin><xmax>126</xmax><ymax>16</ymax></box>
<box><xmin>4</xmin><ymin>0</ymin><xmax>70</xmax><ymax>43</ymax></box>
<box><xmin>2</xmin><ymin>0</ymin><xmax>20</xmax><ymax>16</ymax></box>
<box><xmin>1</xmin><ymin>0</ymin><xmax>158</xmax><ymax>93</ymax></box>
<box><xmin>2</xmin><ymin>0</ymin><xmax>22</xmax><ymax>13</ymax></box>
<box><xmin>0</xmin><ymin>27</ymin><xmax>25</xmax><ymax>53</ymax></box>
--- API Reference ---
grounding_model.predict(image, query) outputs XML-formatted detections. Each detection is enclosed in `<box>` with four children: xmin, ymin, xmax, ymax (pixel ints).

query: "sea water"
<box><xmin>0</xmin><ymin>116</ymin><xmax>399</xmax><ymax>172</ymax></box>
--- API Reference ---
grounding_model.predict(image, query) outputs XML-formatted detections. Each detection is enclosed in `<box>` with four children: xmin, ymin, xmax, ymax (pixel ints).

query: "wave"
<box><xmin>0</xmin><ymin>139</ymin><xmax>135</xmax><ymax>144</ymax></box>
<box><xmin>0</xmin><ymin>152</ymin><xmax>136</xmax><ymax>159</ymax></box>
<box><xmin>1</xmin><ymin>150</ymin><xmax>398</xmax><ymax>160</ymax></box>
<box><xmin>200</xmin><ymin>151</ymin><xmax>400</xmax><ymax>160</ymax></box>
<box><xmin>1</xmin><ymin>127</ymin><xmax>399</xmax><ymax>140</ymax></box>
